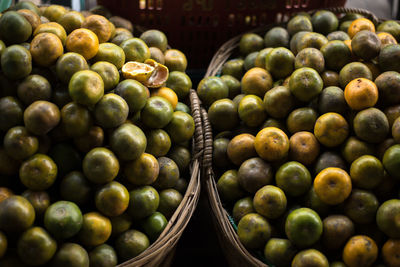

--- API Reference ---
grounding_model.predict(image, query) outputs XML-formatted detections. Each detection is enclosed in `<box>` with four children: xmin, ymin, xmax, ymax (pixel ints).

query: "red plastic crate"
<box><xmin>99</xmin><ymin>0</ymin><xmax>346</xmax><ymax>68</ymax></box>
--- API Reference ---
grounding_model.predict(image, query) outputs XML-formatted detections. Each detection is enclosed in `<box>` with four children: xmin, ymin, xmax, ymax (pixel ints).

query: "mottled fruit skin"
<box><xmin>233</xmin><ymin>197</ymin><xmax>255</xmax><ymax>223</ymax></box>
<box><xmin>239</xmin><ymin>33</ymin><xmax>264</xmax><ymax>55</ymax></box>
<box><xmin>321</xmin><ymin>40</ymin><xmax>351</xmax><ymax>71</ymax></box>
<box><xmin>217</xmin><ymin>170</ymin><xmax>245</xmax><ymax>203</ymax></box>
<box><xmin>375</xmin><ymin>71</ymin><xmax>400</xmax><ymax>106</ymax></box>
<box><xmin>165</xmin><ymin>111</ymin><xmax>195</xmax><ymax>143</ymax></box>
<box><xmin>23</xmin><ymin>100</ymin><xmax>61</xmax><ymax>136</ymax></box>
<box><xmin>318</xmin><ymin>86</ymin><xmax>347</xmax><ymax>115</ymax></box>
<box><xmin>289</xmin><ymin>67</ymin><xmax>323</xmax><ymax>102</ymax></box>
<box><xmin>289</xmin><ymin>131</ymin><xmax>320</xmax><ymax>166</ymax></box>
<box><xmin>238</xmin><ymin>157</ymin><xmax>273</xmax><ymax>193</ymax></box>
<box><xmin>266</xmin><ymin>47</ymin><xmax>295</xmax><ymax>79</ymax></box>
<box><xmin>227</xmin><ymin>134</ymin><xmax>256</xmax><ymax>166</ymax></box>
<box><xmin>379</xmin><ymin>44</ymin><xmax>400</xmax><ymax>73</ymax></box>
<box><xmin>241</xmin><ymin>67</ymin><xmax>273</xmax><ymax>97</ymax></box>
<box><xmin>264</xmin><ymin>238</ymin><xmax>297</xmax><ymax>267</ymax></box>
<box><xmin>264</xmin><ymin>27</ymin><xmax>289</xmax><ymax>48</ymax></box>
<box><xmin>322</xmin><ymin>215</ymin><xmax>354</xmax><ymax>250</ymax></box>
<box><xmin>4</xmin><ymin>126</ymin><xmax>38</xmax><ymax>160</ymax></box>
<box><xmin>353</xmin><ymin>108</ymin><xmax>389</xmax><ymax>144</ymax></box>
<box><xmin>68</xmin><ymin>70</ymin><xmax>104</xmax><ymax>107</ymax></box>
<box><xmin>351</xmin><ymin>30</ymin><xmax>381</xmax><ymax>60</ymax></box>
<box><xmin>253</xmin><ymin>185</ymin><xmax>287</xmax><ymax>219</ymax></box>
<box><xmin>19</xmin><ymin>154</ymin><xmax>58</xmax><ymax>191</ymax></box>
<box><xmin>339</xmin><ymin>62</ymin><xmax>373</xmax><ymax>88</ymax></box>
<box><xmin>294</xmin><ymin>47</ymin><xmax>324</xmax><ymax>73</ymax></box>
<box><xmin>141</xmin><ymin>96</ymin><xmax>174</xmax><ymax>129</ymax></box>
<box><xmin>343</xmin><ymin>235</ymin><xmax>378</xmax><ymax>267</ymax></box>
<box><xmin>153</xmin><ymin>157</ymin><xmax>179</xmax><ymax>189</ymax></box>
<box><xmin>314</xmin><ymin>112</ymin><xmax>349</xmax><ymax>147</ymax></box>
<box><xmin>292</xmin><ymin>249</ymin><xmax>329</xmax><ymax>267</ymax></box>
<box><xmin>382</xmin><ymin>239</ymin><xmax>400</xmax><ymax>267</ymax></box>
<box><xmin>237</xmin><ymin>213</ymin><xmax>271</xmax><ymax>249</ymax></box>
<box><xmin>287</xmin><ymin>15</ymin><xmax>313</xmax><ymax>36</ymax></box>
<box><xmin>158</xmin><ymin>189</ymin><xmax>183</xmax><ymax>219</ymax></box>
<box><xmin>146</xmin><ymin>129</ymin><xmax>171</xmax><ymax>157</ymax></box>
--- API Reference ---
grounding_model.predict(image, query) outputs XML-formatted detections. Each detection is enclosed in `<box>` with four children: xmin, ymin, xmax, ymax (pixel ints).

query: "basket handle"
<box><xmin>323</xmin><ymin>6</ymin><xmax>380</xmax><ymax>24</ymax></box>
<box><xmin>189</xmin><ymin>89</ymin><xmax>204</xmax><ymax>161</ymax></box>
<box><xmin>201</xmin><ymin>107</ymin><xmax>213</xmax><ymax>173</ymax></box>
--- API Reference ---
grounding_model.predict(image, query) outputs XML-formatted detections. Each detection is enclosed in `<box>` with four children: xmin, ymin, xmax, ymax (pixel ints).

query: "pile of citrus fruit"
<box><xmin>199</xmin><ymin>10</ymin><xmax>400</xmax><ymax>267</ymax></box>
<box><xmin>0</xmin><ymin>2</ymin><xmax>195</xmax><ymax>266</ymax></box>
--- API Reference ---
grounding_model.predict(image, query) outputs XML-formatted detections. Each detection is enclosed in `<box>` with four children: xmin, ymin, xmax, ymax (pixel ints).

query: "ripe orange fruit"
<box><xmin>378</xmin><ymin>32</ymin><xmax>397</xmax><ymax>48</ymax></box>
<box><xmin>66</xmin><ymin>28</ymin><xmax>99</xmax><ymax>60</ymax></box>
<box><xmin>82</xmin><ymin>15</ymin><xmax>112</xmax><ymax>43</ymax></box>
<box><xmin>254</xmin><ymin>127</ymin><xmax>289</xmax><ymax>162</ymax></box>
<box><xmin>314</xmin><ymin>167</ymin><xmax>352</xmax><ymax>205</ymax></box>
<box><xmin>227</xmin><ymin>134</ymin><xmax>257</xmax><ymax>166</ymax></box>
<box><xmin>314</xmin><ymin>112</ymin><xmax>349</xmax><ymax>147</ymax></box>
<box><xmin>30</xmin><ymin>33</ymin><xmax>63</xmax><ymax>67</ymax></box>
<box><xmin>344</xmin><ymin>78</ymin><xmax>378</xmax><ymax>110</ymax></box>
<box><xmin>348</xmin><ymin>18</ymin><xmax>375</xmax><ymax>38</ymax></box>
<box><xmin>289</xmin><ymin>131</ymin><xmax>320</xmax><ymax>165</ymax></box>
<box><xmin>343</xmin><ymin>235</ymin><xmax>378</xmax><ymax>267</ymax></box>
<box><xmin>382</xmin><ymin>239</ymin><xmax>400</xmax><ymax>267</ymax></box>
<box><xmin>150</xmin><ymin>87</ymin><xmax>178</xmax><ymax>109</ymax></box>
<box><xmin>241</xmin><ymin>67</ymin><xmax>273</xmax><ymax>97</ymax></box>
<box><xmin>33</xmin><ymin>22</ymin><xmax>67</xmax><ymax>45</ymax></box>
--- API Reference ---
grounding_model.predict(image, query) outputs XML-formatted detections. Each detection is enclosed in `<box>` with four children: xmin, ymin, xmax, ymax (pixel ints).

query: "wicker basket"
<box><xmin>201</xmin><ymin>7</ymin><xmax>380</xmax><ymax>267</ymax></box>
<box><xmin>117</xmin><ymin>89</ymin><xmax>203</xmax><ymax>267</ymax></box>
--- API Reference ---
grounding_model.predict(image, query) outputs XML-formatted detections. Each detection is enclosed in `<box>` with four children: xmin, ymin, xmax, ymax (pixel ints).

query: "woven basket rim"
<box><xmin>202</xmin><ymin>6</ymin><xmax>383</xmax><ymax>267</ymax></box>
<box><xmin>118</xmin><ymin>89</ymin><xmax>203</xmax><ymax>267</ymax></box>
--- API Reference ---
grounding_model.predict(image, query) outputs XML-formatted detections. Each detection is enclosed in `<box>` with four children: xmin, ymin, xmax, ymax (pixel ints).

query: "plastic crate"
<box><xmin>98</xmin><ymin>0</ymin><xmax>346</xmax><ymax>68</ymax></box>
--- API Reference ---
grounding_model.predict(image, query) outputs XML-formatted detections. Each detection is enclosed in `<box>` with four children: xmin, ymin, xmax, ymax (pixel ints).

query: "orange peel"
<box><xmin>121</xmin><ymin>61</ymin><xmax>154</xmax><ymax>82</ymax></box>
<box><xmin>143</xmin><ymin>58</ymin><xmax>169</xmax><ymax>88</ymax></box>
